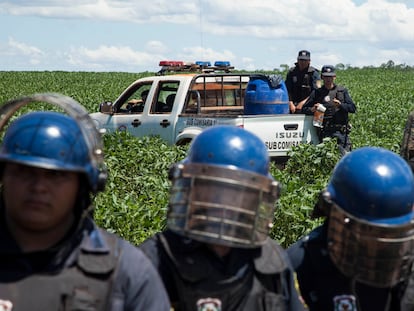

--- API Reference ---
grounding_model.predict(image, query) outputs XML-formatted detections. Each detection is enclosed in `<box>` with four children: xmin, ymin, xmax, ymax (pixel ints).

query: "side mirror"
<box><xmin>99</xmin><ymin>101</ymin><xmax>113</xmax><ymax>113</ymax></box>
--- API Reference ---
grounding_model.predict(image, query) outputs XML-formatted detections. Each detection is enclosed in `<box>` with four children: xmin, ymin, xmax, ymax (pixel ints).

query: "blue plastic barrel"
<box><xmin>244</xmin><ymin>74</ymin><xmax>289</xmax><ymax>115</ymax></box>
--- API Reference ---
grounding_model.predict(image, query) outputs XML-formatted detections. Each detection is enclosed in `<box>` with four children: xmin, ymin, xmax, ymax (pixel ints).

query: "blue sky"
<box><xmin>1</xmin><ymin>0</ymin><xmax>413</xmax><ymax>72</ymax></box>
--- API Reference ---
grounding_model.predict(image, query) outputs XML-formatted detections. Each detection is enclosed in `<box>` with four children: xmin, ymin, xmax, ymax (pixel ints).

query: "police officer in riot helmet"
<box><xmin>0</xmin><ymin>93</ymin><xmax>170</xmax><ymax>310</ymax></box>
<box><xmin>140</xmin><ymin>125</ymin><xmax>306</xmax><ymax>311</ymax></box>
<box><xmin>288</xmin><ymin>147</ymin><xmax>414</xmax><ymax>311</ymax></box>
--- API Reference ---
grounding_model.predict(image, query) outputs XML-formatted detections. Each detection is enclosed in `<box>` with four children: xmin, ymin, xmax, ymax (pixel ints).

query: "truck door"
<box><xmin>138</xmin><ymin>80</ymin><xmax>179</xmax><ymax>144</ymax></box>
<box><xmin>92</xmin><ymin>82</ymin><xmax>153</xmax><ymax>134</ymax></box>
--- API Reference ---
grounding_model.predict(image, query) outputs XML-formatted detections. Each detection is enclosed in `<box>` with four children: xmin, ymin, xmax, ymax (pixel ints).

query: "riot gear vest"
<box><xmin>158</xmin><ymin>232</ymin><xmax>290</xmax><ymax>311</ymax></box>
<box><xmin>294</xmin><ymin>225</ymin><xmax>409</xmax><ymax>311</ymax></box>
<box><xmin>287</xmin><ymin>66</ymin><xmax>318</xmax><ymax>103</ymax></box>
<box><xmin>0</xmin><ymin>229</ymin><xmax>121</xmax><ymax>311</ymax></box>
<box><xmin>313</xmin><ymin>85</ymin><xmax>346</xmax><ymax>128</ymax></box>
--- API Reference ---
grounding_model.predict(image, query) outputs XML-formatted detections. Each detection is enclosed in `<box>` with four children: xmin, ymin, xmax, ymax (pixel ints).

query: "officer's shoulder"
<box><xmin>289</xmin><ymin>225</ymin><xmax>325</xmax><ymax>250</ymax></box>
<box><xmin>306</xmin><ymin>225</ymin><xmax>326</xmax><ymax>242</ymax></box>
<box><xmin>335</xmin><ymin>85</ymin><xmax>346</xmax><ymax>92</ymax></box>
<box><xmin>288</xmin><ymin>65</ymin><xmax>297</xmax><ymax>73</ymax></box>
<box><xmin>107</xmin><ymin>232</ymin><xmax>163</xmax><ymax>275</ymax></box>
<box><xmin>308</xmin><ymin>66</ymin><xmax>319</xmax><ymax>73</ymax></box>
<box><xmin>99</xmin><ymin>229</ymin><xmax>141</xmax><ymax>257</ymax></box>
<box><xmin>79</xmin><ymin>227</ymin><xmax>155</xmax><ymax>276</ymax></box>
<box><xmin>139</xmin><ymin>231</ymin><xmax>162</xmax><ymax>250</ymax></box>
<box><xmin>264</xmin><ymin>237</ymin><xmax>288</xmax><ymax>254</ymax></box>
<box><xmin>138</xmin><ymin>232</ymin><xmax>166</xmax><ymax>265</ymax></box>
<box><xmin>89</xmin><ymin>227</ymin><xmax>144</xmax><ymax>259</ymax></box>
<box><xmin>287</xmin><ymin>226</ymin><xmax>325</xmax><ymax>266</ymax></box>
<box><xmin>254</xmin><ymin>238</ymin><xmax>290</xmax><ymax>274</ymax></box>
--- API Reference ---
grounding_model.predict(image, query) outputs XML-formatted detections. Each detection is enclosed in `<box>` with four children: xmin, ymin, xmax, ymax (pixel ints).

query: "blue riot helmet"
<box><xmin>167</xmin><ymin>125</ymin><xmax>280</xmax><ymax>248</ymax></box>
<box><xmin>324</xmin><ymin>147</ymin><xmax>414</xmax><ymax>287</ymax></box>
<box><xmin>0</xmin><ymin>94</ymin><xmax>107</xmax><ymax>195</ymax></box>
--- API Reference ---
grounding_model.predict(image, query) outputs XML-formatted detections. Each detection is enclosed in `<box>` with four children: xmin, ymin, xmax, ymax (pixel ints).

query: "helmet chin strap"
<box><xmin>0</xmin><ymin>93</ymin><xmax>108</xmax><ymax>192</ymax></box>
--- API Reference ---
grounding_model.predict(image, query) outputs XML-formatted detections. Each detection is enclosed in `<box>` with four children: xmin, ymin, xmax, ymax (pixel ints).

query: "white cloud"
<box><xmin>66</xmin><ymin>45</ymin><xmax>162</xmax><ymax>71</ymax></box>
<box><xmin>7</xmin><ymin>37</ymin><xmax>44</xmax><ymax>56</ymax></box>
<box><xmin>145</xmin><ymin>41</ymin><xmax>168</xmax><ymax>54</ymax></box>
<box><xmin>2</xmin><ymin>0</ymin><xmax>414</xmax><ymax>43</ymax></box>
<box><xmin>179</xmin><ymin>46</ymin><xmax>235</xmax><ymax>63</ymax></box>
<box><xmin>1</xmin><ymin>0</ymin><xmax>414</xmax><ymax>70</ymax></box>
<box><xmin>0</xmin><ymin>37</ymin><xmax>46</xmax><ymax>66</ymax></box>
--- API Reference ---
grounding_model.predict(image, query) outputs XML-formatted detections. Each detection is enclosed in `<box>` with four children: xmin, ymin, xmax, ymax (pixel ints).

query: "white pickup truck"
<box><xmin>90</xmin><ymin>64</ymin><xmax>319</xmax><ymax>159</ymax></box>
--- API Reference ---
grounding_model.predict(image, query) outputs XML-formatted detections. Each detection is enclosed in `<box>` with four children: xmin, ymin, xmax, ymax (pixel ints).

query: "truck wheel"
<box><xmin>272</xmin><ymin>156</ymin><xmax>289</xmax><ymax>170</ymax></box>
<box><xmin>177</xmin><ymin>138</ymin><xmax>192</xmax><ymax>146</ymax></box>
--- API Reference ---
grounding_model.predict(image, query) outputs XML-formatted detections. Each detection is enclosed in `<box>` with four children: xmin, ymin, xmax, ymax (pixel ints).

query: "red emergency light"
<box><xmin>159</xmin><ymin>60</ymin><xmax>185</xmax><ymax>67</ymax></box>
<box><xmin>157</xmin><ymin>60</ymin><xmax>233</xmax><ymax>75</ymax></box>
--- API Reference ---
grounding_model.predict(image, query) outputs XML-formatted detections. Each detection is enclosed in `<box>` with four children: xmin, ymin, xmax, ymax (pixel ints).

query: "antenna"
<box><xmin>199</xmin><ymin>0</ymin><xmax>204</xmax><ymax>59</ymax></box>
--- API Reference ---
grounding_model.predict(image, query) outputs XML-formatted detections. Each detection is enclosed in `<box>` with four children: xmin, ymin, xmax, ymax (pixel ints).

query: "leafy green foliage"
<box><xmin>332</xmin><ymin>68</ymin><xmax>414</xmax><ymax>152</ymax></box>
<box><xmin>270</xmin><ymin>138</ymin><xmax>340</xmax><ymax>247</ymax></box>
<box><xmin>0</xmin><ymin>71</ymin><xmax>147</xmax><ymax>110</ymax></box>
<box><xmin>93</xmin><ymin>131</ymin><xmax>188</xmax><ymax>245</ymax></box>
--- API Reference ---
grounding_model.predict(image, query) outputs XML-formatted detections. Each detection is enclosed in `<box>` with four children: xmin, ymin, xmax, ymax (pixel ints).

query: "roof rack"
<box><xmin>157</xmin><ymin>60</ymin><xmax>235</xmax><ymax>75</ymax></box>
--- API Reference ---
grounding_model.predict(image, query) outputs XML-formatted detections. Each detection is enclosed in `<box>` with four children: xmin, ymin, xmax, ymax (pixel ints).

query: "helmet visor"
<box><xmin>167</xmin><ymin>163</ymin><xmax>280</xmax><ymax>248</ymax></box>
<box><xmin>327</xmin><ymin>203</ymin><xmax>414</xmax><ymax>287</ymax></box>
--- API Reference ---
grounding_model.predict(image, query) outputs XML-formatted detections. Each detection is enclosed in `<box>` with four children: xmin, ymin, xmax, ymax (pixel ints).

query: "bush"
<box><xmin>270</xmin><ymin>138</ymin><xmax>340</xmax><ymax>247</ymax></box>
<box><xmin>93</xmin><ymin>131</ymin><xmax>187</xmax><ymax>245</ymax></box>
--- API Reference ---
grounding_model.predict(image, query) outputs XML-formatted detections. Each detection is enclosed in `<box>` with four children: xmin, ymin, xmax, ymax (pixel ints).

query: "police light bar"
<box><xmin>214</xmin><ymin>61</ymin><xmax>231</xmax><ymax>67</ymax></box>
<box><xmin>159</xmin><ymin>60</ymin><xmax>184</xmax><ymax>67</ymax></box>
<box><xmin>195</xmin><ymin>61</ymin><xmax>211</xmax><ymax>67</ymax></box>
<box><xmin>157</xmin><ymin>60</ymin><xmax>234</xmax><ymax>75</ymax></box>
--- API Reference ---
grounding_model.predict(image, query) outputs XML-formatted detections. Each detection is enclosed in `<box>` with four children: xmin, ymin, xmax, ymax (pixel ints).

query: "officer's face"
<box><xmin>297</xmin><ymin>59</ymin><xmax>310</xmax><ymax>70</ymax></box>
<box><xmin>2</xmin><ymin>163</ymin><xmax>79</xmax><ymax>251</ymax></box>
<box><xmin>322</xmin><ymin>75</ymin><xmax>336</xmax><ymax>87</ymax></box>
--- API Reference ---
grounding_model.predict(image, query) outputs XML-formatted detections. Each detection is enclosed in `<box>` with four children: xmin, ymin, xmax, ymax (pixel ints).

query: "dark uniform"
<box><xmin>288</xmin><ymin>224</ymin><xmax>413</xmax><ymax>311</ymax></box>
<box><xmin>141</xmin><ymin>230</ymin><xmax>305</xmax><ymax>311</ymax></box>
<box><xmin>288</xmin><ymin>147</ymin><xmax>414</xmax><ymax>311</ymax></box>
<box><xmin>285</xmin><ymin>65</ymin><xmax>320</xmax><ymax>111</ymax></box>
<box><xmin>140</xmin><ymin>125</ymin><xmax>306</xmax><ymax>311</ymax></box>
<box><xmin>0</xmin><ymin>94</ymin><xmax>170</xmax><ymax>311</ymax></box>
<box><xmin>302</xmin><ymin>84</ymin><xmax>356</xmax><ymax>154</ymax></box>
<box><xmin>400</xmin><ymin>110</ymin><xmax>414</xmax><ymax>170</ymax></box>
<box><xmin>0</xmin><ymin>211</ymin><xmax>170</xmax><ymax>310</ymax></box>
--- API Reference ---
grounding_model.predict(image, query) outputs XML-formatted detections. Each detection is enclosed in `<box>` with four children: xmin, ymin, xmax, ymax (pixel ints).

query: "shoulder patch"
<box><xmin>0</xmin><ymin>300</ymin><xmax>13</xmax><ymax>311</ymax></box>
<box><xmin>333</xmin><ymin>295</ymin><xmax>357</xmax><ymax>311</ymax></box>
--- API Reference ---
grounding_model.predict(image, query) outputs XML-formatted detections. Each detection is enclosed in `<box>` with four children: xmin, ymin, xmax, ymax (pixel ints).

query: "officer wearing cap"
<box><xmin>302</xmin><ymin>65</ymin><xmax>356</xmax><ymax>155</ymax></box>
<box><xmin>285</xmin><ymin>50</ymin><xmax>321</xmax><ymax>113</ymax></box>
